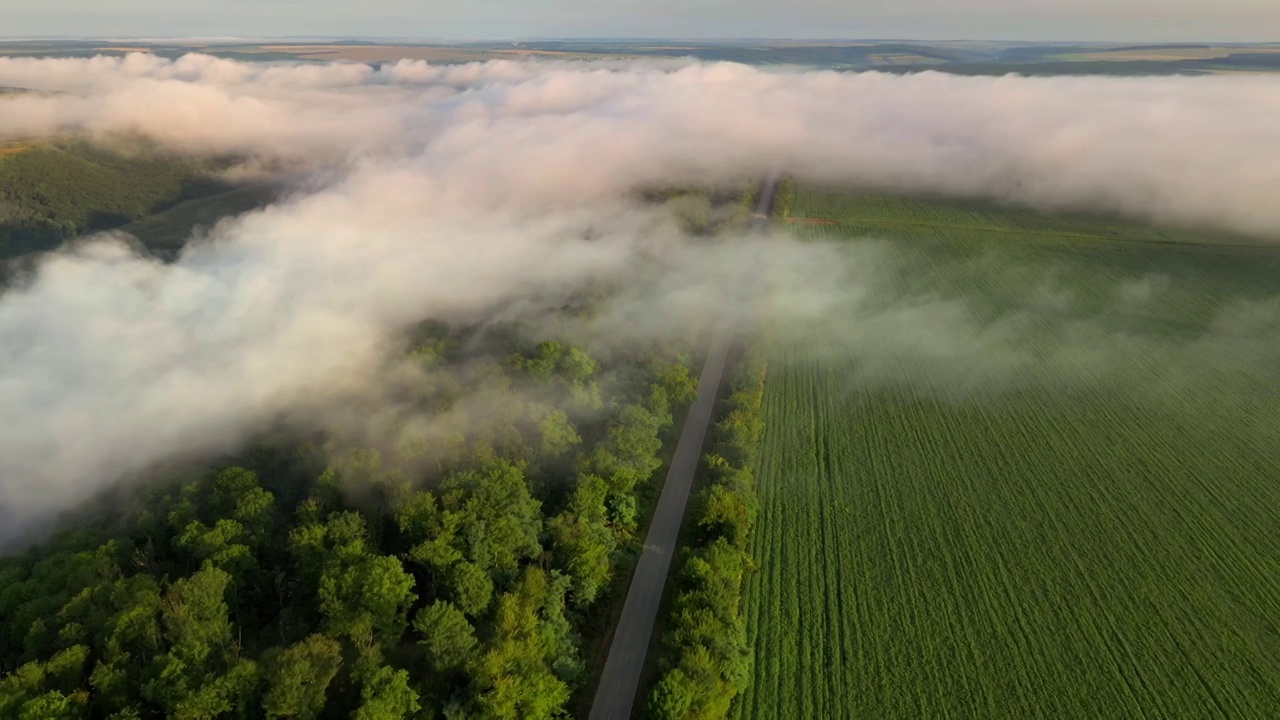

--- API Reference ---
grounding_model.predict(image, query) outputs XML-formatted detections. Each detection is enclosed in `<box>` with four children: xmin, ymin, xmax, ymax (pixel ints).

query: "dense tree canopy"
<box><xmin>649</xmin><ymin>349</ymin><xmax>765</xmax><ymax>720</ymax></box>
<box><xmin>0</xmin><ymin>142</ymin><xmax>232</xmax><ymax>260</ymax></box>
<box><xmin>0</xmin><ymin>324</ymin><xmax>699</xmax><ymax>719</ymax></box>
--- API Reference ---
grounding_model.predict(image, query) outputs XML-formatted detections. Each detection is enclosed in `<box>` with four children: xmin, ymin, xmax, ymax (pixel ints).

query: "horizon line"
<box><xmin>2</xmin><ymin>35</ymin><xmax>1279</xmax><ymax>46</ymax></box>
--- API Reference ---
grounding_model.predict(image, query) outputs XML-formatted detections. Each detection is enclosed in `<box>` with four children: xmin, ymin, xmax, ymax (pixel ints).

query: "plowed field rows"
<box><xmin>736</xmin><ymin>189</ymin><xmax>1280</xmax><ymax>719</ymax></box>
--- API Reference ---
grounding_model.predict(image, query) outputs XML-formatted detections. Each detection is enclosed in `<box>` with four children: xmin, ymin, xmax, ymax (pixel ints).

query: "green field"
<box><xmin>737</xmin><ymin>188</ymin><xmax>1280</xmax><ymax>718</ymax></box>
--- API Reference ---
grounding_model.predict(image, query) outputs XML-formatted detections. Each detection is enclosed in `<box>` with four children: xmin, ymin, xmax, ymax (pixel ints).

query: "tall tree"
<box><xmin>143</xmin><ymin>566</ymin><xmax>259</xmax><ymax>719</ymax></box>
<box><xmin>548</xmin><ymin>474</ymin><xmax>616</xmax><ymax>607</ymax></box>
<box><xmin>261</xmin><ymin>634</ymin><xmax>343</xmax><ymax>720</ymax></box>
<box><xmin>473</xmin><ymin>568</ymin><xmax>571</xmax><ymax>720</ymax></box>
<box><xmin>413</xmin><ymin>600</ymin><xmax>478</xmax><ymax>673</ymax></box>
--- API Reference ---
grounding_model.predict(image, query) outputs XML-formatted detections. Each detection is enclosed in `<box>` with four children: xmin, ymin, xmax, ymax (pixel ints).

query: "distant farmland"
<box><xmin>736</xmin><ymin>188</ymin><xmax>1280</xmax><ymax>718</ymax></box>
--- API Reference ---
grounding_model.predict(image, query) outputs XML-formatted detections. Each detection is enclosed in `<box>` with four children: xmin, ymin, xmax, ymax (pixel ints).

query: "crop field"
<box><xmin>785</xmin><ymin>188</ymin><xmax>1259</xmax><ymax>248</ymax></box>
<box><xmin>737</xmin><ymin>188</ymin><xmax>1280</xmax><ymax>718</ymax></box>
<box><xmin>1051</xmin><ymin>47</ymin><xmax>1280</xmax><ymax>63</ymax></box>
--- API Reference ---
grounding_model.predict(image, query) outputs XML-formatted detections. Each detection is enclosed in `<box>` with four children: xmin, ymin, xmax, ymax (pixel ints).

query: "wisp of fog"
<box><xmin>0</xmin><ymin>53</ymin><xmax>1277</xmax><ymax>547</ymax></box>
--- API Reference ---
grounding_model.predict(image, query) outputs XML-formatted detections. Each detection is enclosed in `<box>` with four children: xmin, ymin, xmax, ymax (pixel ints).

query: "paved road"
<box><xmin>588</xmin><ymin>175</ymin><xmax>780</xmax><ymax>720</ymax></box>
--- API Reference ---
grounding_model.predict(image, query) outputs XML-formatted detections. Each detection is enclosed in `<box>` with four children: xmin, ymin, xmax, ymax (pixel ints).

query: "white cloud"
<box><xmin>0</xmin><ymin>54</ymin><xmax>1278</xmax><ymax>545</ymax></box>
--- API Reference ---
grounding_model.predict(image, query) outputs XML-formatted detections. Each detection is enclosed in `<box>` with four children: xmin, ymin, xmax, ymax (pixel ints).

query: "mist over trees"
<box><xmin>0</xmin><ymin>316</ymin><xmax>702</xmax><ymax>719</ymax></box>
<box><xmin>3</xmin><ymin>53</ymin><xmax>1280</xmax><ymax>547</ymax></box>
<box><xmin>2</xmin><ymin>48</ymin><xmax>1279</xmax><ymax>720</ymax></box>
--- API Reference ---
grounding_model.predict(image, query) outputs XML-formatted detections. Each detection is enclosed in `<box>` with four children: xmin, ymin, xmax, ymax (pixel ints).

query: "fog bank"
<box><xmin>1</xmin><ymin>53</ymin><xmax>1278</xmax><ymax>547</ymax></box>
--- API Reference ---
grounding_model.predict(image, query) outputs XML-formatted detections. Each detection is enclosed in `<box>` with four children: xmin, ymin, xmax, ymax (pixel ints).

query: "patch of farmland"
<box><xmin>1051</xmin><ymin>47</ymin><xmax>1280</xmax><ymax>62</ymax></box>
<box><xmin>869</xmin><ymin>54</ymin><xmax>946</xmax><ymax>66</ymax></box>
<box><xmin>736</xmin><ymin>189</ymin><xmax>1280</xmax><ymax>718</ymax></box>
<box><xmin>788</xmin><ymin>187</ymin><xmax>1271</xmax><ymax>249</ymax></box>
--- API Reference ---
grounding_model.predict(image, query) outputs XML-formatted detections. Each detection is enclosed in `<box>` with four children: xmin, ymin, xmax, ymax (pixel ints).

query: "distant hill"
<box><xmin>114</xmin><ymin>184</ymin><xmax>275</xmax><ymax>258</ymax></box>
<box><xmin>0</xmin><ymin>141</ymin><xmax>239</xmax><ymax>260</ymax></box>
<box><xmin>7</xmin><ymin>39</ymin><xmax>1280</xmax><ymax>75</ymax></box>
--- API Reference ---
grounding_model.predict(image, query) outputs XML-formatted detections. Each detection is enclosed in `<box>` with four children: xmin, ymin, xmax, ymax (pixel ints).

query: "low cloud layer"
<box><xmin>1</xmin><ymin>53</ymin><xmax>1278</xmax><ymax>546</ymax></box>
<box><xmin>4</xmin><ymin>54</ymin><xmax>1280</xmax><ymax>231</ymax></box>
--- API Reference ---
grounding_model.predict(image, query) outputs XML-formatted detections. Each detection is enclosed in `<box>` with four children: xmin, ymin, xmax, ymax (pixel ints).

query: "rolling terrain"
<box><xmin>6</xmin><ymin>39</ymin><xmax>1280</xmax><ymax>74</ymax></box>
<box><xmin>0</xmin><ymin>141</ymin><xmax>273</xmax><ymax>264</ymax></box>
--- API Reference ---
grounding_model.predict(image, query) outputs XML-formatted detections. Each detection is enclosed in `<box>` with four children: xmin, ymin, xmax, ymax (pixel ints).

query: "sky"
<box><xmin>4</xmin><ymin>0</ymin><xmax>1279</xmax><ymax>42</ymax></box>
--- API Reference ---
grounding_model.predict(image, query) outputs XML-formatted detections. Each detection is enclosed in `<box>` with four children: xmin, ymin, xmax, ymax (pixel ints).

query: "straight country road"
<box><xmin>588</xmin><ymin>174</ymin><xmax>780</xmax><ymax>720</ymax></box>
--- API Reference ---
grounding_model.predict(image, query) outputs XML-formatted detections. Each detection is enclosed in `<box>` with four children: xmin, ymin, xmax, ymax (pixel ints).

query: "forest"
<box><xmin>0</xmin><ymin>141</ymin><xmax>242</xmax><ymax>261</ymax></box>
<box><xmin>0</xmin><ymin>315</ymin><xmax>708</xmax><ymax>718</ymax></box>
<box><xmin>0</xmin><ymin>133</ymin><xmax>768</xmax><ymax>712</ymax></box>
<box><xmin>647</xmin><ymin>348</ymin><xmax>765</xmax><ymax>719</ymax></box>
<box><xmin>0</xmin><ymin>131</ymin><xmax>768</xmax><ymax>717</ymax></box>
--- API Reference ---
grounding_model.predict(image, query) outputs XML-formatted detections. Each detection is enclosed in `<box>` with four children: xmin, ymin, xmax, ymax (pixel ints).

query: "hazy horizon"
<box><xmin>7</xmin><ymin>1</ymin><xmax>1279</xmax><ymax>44</ymax></box>
<box><xmin>4</xmin><ymin>36</ymin><xmax>1280</xmax><ymax>46</ymax></box>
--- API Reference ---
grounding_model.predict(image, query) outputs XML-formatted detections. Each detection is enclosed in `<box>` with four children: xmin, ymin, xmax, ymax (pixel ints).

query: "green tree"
<box><xmin>159</xmin><ymin>567</ymin><xmax>235</xmax><ymax>670</ymax></box>
<box><xmin>177</xmin><ymin>519</ymin><xmax>255</xmax><ymax>579</ymax></box>
<box><xmin>413</xmin><ymin>601</ymin><xmax>477</xmax><ymax>672</ymax></box>
<box><xmin>536</xmin><ymin>407</ymin><xmax>581</xmax><ymax>458</ymax></box>
<box><xmin>15</xmin><ymin>689</ymin><xmax>90</xmax><ymax>720</ymax></box>
<box><xmin>473</xmin><ymin>568</ymin><xmax>571</xmax><ymax>720</ymax></box>
<box><xmin>318</xmin><ymin>552</ymin><xmax>416</xmax><ymax>644</ymax></box>
<box><xmin>548</xmin><ymin>474</ymin><xmax>616</xmax><ymax>607</ymax></box>
<box><xmin>261</xmin><ymin>634</ymin><xmax>343</xmax><ymax>720</ymax></box>
<box><xmin>697</xmin><ymin>483</ymin><xmax>755</xmax><ymax>551</ymax></box>
<box><xmin>395</xmin><ymin>491</ymin><xmax>464</xmax><ymax>571</ymax></box>
<box><xmin>449</xmin><ymin>561</ymin><xmax>494</xmax><ymax>617</ymax></box>
<box><xmin>648</xmin><ymin>645</ymin><xmax>723</xmax><ymax>720</ymax></box>
<box><xmin>352</xmin><ymin>655</ymin><xmax>420</xmax><ymax>720</ymax></box>
<box><xmin>581</xmin><ymin>402</ymin><xmax>668</xmax><ymax>515</ymax></box>
<box><xmin>143</xmin><ymin>566</ymin><xmax>260</xmax><ymax>719</ymax></box>
<box><xmin>0</xmin><ymin>645</ymin><xmax>91</xmax><ymax>719</ymax></box>
<box><xmin>87</xmin><ymin>575</ymin><xmax>164</xmax><ymax>715</ymax></box>
<box><xmin>445</xmin><ymin>460</ymin><xmax>543</xmax><ymax>579</ymax></box>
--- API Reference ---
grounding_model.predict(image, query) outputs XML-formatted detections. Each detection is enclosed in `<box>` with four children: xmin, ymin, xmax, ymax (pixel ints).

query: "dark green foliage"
<box><xmin>1</xmin><ymin>325</ymin><xmax>700</xmax><ymax>718</ymax></box>
<box><xmin>143</xmin><ymin>566</ymin><xmax>260</xmax><ymax>719</ymax></box>
<box><xmin>413</xmin><ymin>601</ymin><xmax>477</xmax><ymax>672</ymax></box>
<box><xmin>443</xmin><ymin>460</ymin><xmax>543</xmax><ymax>580</ymax></box>
<box><xmin>548</xmin><ymin>474</ymin><xmax>616</xmax><ymax>607</ymax></box>
<box><xmin>317</xmin><ymin>550</ymin><xmax>415</xmax><ymax>644</ymax></box>
<box><xmin>260</xmin><ymin>635</ymin><xmax>342</xmax><ymax>720</ymax></box>
<box><xmin>443</xmin><ymin>562</ymin><xmax>490</xmax><ymax>618</ymax></box>
<box><xmin>649</xmin><ymin>350</ymin><xmax>765</xmax><ymax>720</ymax></box>
<box><xmin>0</xmin><ymin>142</ymin><xmax>232</xmax><ymax>259</ymax></box>
<box><xmin>351</xmin><ymin>650</ymin><xmax>420</xmax><ymax>720</ymax></box>
<box><xmin>580</xmin><ymin>402</ymin><xmax>670</xmax><ymax>529</ymax></box>
<box><xmin>472</xmin><ymin>568</ymin><xmax>572</xmax><ymax>719</ymax></box>
<box><xmin>112</xmin><ymin>185</ymin><xmax>274</xmax><ymax>257</ymax></box>
<box><xmin>535</xmin><ymin>407</ymin><xmax>582</xmax><ymax>458</ymax></box>
<box><xmin>0</xmin><ymin>645</ymin><xmax>92</xmax><ymax>719</ymax></box>
<box><xmin>507</xmin><ymin>340</ymin><xmax>603</xmax><ymax>411</ymax></box>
